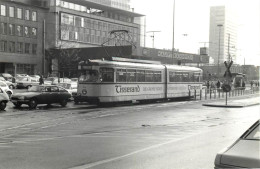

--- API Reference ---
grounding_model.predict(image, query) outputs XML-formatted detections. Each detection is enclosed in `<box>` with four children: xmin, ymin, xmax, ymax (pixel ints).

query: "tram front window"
<box><xmin>79</xmin><ymin>70</ymin><xmax>100</xmax><ymax>82</ymax></box>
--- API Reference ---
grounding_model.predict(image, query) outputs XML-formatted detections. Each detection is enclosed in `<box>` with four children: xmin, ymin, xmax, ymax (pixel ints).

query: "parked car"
<box><xmin>215</xmin><ymin>119</ymin><xmax>260</xmax><ymax>168</ymax></box>
<box><xmin>0</xmin><ymin>73</ymin><xmax>14</xmax><ymax>82</ymax></box>
<box><xmin>16</xmin><ymin>76</ymin><xmax>40</xmax><ymax>89</ymax></box>
<box><xmin>16</xmin><ymin>74</ymin><xmax>29</xmax><ymax>77</ymax></box>
<box><xmin>58</xmin><ymin>82</ymin><xmax>77</xmax><ymax>97</ymax></box>
<box><xmin>0</xmin><ymin>87</ymin><xmax>9</xmax><ymax>110</ymax></box>
<box><xmin>10</xmin><ymin>85</ymin><xmax>72</xmax><ymax>109</ymax></box>
<box><xmin>0</xmin><ymin>77</ymin><xmax>16</xmax><ymax>89</ymax></box>
<box><xmin>0</xmin><ymin>81</ymin><xmax>13</xmax><ymax>98</ymax></box>
<box><xmin>71</xmin><ymin>78</ymin><xmax>78</xmax><ymax>82</ymax></box>
<box><xmin>44</xmin><ymin>77</ymin><xmax>71</xmax><ymax>85</ymax></box>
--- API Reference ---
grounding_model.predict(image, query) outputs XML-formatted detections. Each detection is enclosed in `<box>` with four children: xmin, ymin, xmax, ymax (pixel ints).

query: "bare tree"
<box><xmin>46</xmin><ymin>24</ymin><xmax>80</xmax><ymax>78</ymax></box>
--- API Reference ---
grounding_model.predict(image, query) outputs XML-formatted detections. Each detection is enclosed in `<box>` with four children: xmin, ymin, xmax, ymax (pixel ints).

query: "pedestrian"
<box><xmin>39</xmin><ymin>75</ymin><xmax>44</xmax><ymax>85</ymax></box>
<box><xmin>242</xmin><ymin>81</ymin><xmax>245</xmax><ymax>88</ymax></box>
<box><xmin>206</xmin><ymin>81</ymin><xmax>210</xmax><ymax>89</ymax></box>
<box><xmin>216</xmin><ymin>80</ymin><xmax>220</xmax><ymax>88</ymax></box>
<box><xmin>250</xmin><ymin>81</ymin><xmax>253</xmax><ymax>88</ymax></box>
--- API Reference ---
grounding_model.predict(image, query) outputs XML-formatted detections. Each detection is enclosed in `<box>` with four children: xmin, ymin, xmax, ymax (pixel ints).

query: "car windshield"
<box><xmin>28</xmin><ymin>85</ymin><xmax>42</xmax><ymax>92</ymax></box>
<box><xmin>245</xmin><ymin>124</ymin><xmax>260</xmax><ymax>140</ymax></box>
<box><xmin>79</xmin><ymin>70</ymin><xmax>100</xmax><ymax>82</ymax></box>
<box><xmin>0</xmin><ymin>82</ymin><xmax>7</xmax><ymax>87</ymax></box>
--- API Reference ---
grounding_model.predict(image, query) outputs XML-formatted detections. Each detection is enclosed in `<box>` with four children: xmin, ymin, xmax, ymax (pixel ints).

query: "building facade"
<box><xmin>209</xmin><ymin>6</ymin><xmax>238</xmax><ymax>65</ymax></box>
<box><xmin>0</xmin><ymin>0</ymin><xmax>46</xmax><ymax>75</ymax></box>
<box><xmin>0</xmin><ymin>0</ymin><xmax>144</xmax><ymax>75</ymax></box>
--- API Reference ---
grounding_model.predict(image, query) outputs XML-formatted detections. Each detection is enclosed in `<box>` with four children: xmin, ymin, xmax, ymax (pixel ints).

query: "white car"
<box><xmin>16</xmin><ymin>76</ymin><xmax>39</xmax><ymax>89</ymax></box>
<box><xmin>0</xmin><ymin>76</ymin><xmax>17</xmax><ymax>89</ymax></box>
<box><xmin>0</xmin><ymin>87</ymin><xmax>9</xmax><ymax>110</ymax></box>
<box><xmin>0</xmin><ymin>81</ymin><xmax>13</xmax><ymax>98</ymax></box>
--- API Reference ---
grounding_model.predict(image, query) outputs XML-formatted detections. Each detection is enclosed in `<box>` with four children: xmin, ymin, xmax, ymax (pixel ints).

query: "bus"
<box><xmin>74</xmin><ymin>58</ymin><xmax>203</xmax><ymax>104</ymax></box>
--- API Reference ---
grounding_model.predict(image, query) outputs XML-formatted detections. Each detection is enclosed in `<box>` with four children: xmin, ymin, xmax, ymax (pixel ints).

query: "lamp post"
<box><xmin>172</xmin><ymin>0</ymin><xmax>175</xmax><ymax>64</ymax></box>
<box><xmin>217</xmin><ymin>24</ymin><xmax>223</xmax><ymax>78</ymax></box>
<box><xmin>146</xmin><ymin>31</ymin><xmax>161</xmax><ymax>48</ymax></box>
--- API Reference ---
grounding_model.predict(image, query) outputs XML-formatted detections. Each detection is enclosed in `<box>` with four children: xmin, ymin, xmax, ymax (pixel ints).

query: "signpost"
<box><xmin>223</xmin><ymin>61</ymin><xmax>233</xmax><ymax>105</ymax></box>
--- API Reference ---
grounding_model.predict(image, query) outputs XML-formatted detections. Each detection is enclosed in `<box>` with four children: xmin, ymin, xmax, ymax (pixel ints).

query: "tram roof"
<box><xmin>82</xmin><ymin>59</ymin><xmax>202</xmax><ymax>72</ymax></box>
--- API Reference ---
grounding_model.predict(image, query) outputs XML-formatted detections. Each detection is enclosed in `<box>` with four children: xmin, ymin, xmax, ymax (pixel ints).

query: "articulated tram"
<box><xmin>74</xmin><ymin>58</ymin><xmax>203</xmax><ymax>104</ymax></box>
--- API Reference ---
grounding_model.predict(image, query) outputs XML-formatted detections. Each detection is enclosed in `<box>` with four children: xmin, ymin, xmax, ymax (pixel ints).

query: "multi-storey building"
<box><xmin>0</xmin><ymin>0</ymin><xmax>144</xmax><ymax>75</ymax></box>
<box><xmin>0</xmin><ymin>0</ymin><xmax>45</xmax><ymax>75</ymax></box>
<box><xmin>209</xmin><ymin>6</ymin><xmax>238</xmax><ymax>65</ymax></box>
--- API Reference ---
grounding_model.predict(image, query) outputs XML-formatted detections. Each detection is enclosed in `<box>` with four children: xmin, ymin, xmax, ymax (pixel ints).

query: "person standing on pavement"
<box><xmin>39</xmin><ymin>75</ymin><xmax>44</xmax><ymax>85</ymax></box>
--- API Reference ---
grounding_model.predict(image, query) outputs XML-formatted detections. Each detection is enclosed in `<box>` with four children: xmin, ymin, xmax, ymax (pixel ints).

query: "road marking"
<box><xmin>68</xmin><ymin>134</ymin><xmax>197</xmax><ymax>169</ymax></box>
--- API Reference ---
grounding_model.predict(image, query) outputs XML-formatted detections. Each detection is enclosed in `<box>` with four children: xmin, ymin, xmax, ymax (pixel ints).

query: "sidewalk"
<box><xmin>202</xmin><ymin>94</ymin><xmax>260</xmax><ymax>108</ymax></box>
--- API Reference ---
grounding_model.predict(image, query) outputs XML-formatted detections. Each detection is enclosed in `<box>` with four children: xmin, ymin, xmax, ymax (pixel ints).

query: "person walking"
<box><xmin>216</xmin><ymin>80</ymin><xmax>220</xmax><ymax>88</ymax></box>
<box><xmin>39</xmin><ymin>75</ymin><xmax>44</xmax><ymax>85</ymax></box>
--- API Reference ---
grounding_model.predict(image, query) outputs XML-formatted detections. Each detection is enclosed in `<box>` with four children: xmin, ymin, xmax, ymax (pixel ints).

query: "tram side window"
<box><xmin>194</xmin><ymin>72</ymin><xmax>201</xmax><ymax>82</ymax></box>
<box><xmin>154</xmin><ymin>71</ymin><xmax>162</xmax><ymax>82</ymax></box>
<box><xmin>116</xmin><ymin>69</ymin><xmax>127</xmax><ymax>82</ymax></box>
<box><xmin>182</xmin><ymin>72</ymin><xmax>189</xmax><ymax>82</ymax></box>
<box><xmin>169</xmin><ymin>71</ymin><xmax>175</xmax><ymax>82</ymax></box>
<box><xmin>136</xmin><ymin>70</ymin><xmax>145</xmax><ymax>82</ymax></box>
<box><xmin>175</xmin><ymin>72</ymin><xmax>183</xmax><ymax>82</ymax></box>
<box><xmin>100</xmin><ymin>68</ymin><xmax>114</xmax><ymax>82</ymax></box>
<box><xmin>145</xmin><ymin>70</ymin><xmax>154</xmax><ymax>82</ymax></box>
<box><xmin>126</xmin><ymin>69</ymin><xmax>136</xmax><ymax>82</ymax></box>
<box><xmin>189</xmin><ymin>72</ymin><xmax>195</xmax><ymax>82</ymax></box>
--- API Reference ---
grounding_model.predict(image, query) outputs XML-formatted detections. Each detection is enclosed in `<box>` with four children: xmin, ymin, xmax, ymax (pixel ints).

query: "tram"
<box><xmin>74</xmin><ymin>58</ymin><xmax>203</xmax><ymax>104</ymax></box>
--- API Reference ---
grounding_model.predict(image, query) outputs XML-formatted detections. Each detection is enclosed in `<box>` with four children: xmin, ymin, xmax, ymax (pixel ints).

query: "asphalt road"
<box><xmin>0</xmin><ymin>95</ymin><xmax>259</xmax><ymax>169</ymax></box>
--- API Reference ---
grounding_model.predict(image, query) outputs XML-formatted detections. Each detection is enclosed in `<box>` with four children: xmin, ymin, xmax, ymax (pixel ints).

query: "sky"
<box><xmin>131</xmin><ymin>0</ymin><xmax>260</xmax><ymax>66</ymax></box>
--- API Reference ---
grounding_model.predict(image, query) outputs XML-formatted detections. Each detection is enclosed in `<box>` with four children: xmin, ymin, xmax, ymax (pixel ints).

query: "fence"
<box><xmin>190</xmin><ymin>86</ymin><xmax>259</xmax><ymax>101</ymax></box>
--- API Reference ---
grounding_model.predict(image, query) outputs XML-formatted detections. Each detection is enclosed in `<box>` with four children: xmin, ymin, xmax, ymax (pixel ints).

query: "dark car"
<box><xmin>11</xmin><ymin>85</ymin><xmax>72</xmax><ymax>109</ymax></box>
<box><xmin>215</xmin><ymin>119</ymin><xmax>260</xmax><ymax>168</ymax></box>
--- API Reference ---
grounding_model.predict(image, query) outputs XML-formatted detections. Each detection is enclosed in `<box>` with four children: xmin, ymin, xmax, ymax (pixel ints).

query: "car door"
<box><xmin>50</xmin><ymin>86</ymin><xmax>59</xmax><ymax>103</ymax></box>
<box><xmin>37</xmin><ymin>86</ymin><xmax>51</xmax><ymax>104</ymax></box>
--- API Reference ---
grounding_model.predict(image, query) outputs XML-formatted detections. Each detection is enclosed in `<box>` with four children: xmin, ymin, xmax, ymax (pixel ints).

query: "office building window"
<box><xmin>9</xmin><ymin>6</ymin><xmax>14</xmax><ymax>17</ymax></box>
<box><xmin>25</xmin><ymin>43</ymin><xmax>30</xmax><ymax>54</ymax></box>
<box><xmin>32</xmin><ymin>11</ymin><xmax>37</xmax><ymax>21</ymax></box>
<box><xmin>17</xmin><ymin>42</ymin><xmax>23</xmax><ymax>53</ymax></box>
<box><xmin>1</xmin><ymin>5</ymin><xmax>6</xmax><ymax>16</ymax></box>
<box><xmin>61</xmin><ymin>13</ymin><xmax>74</xmax><ymax>25</ymax></box>
<box><xmin>0</xmin><ymin>22</ymin><xmax>7</xmax><ymax>34</ymax></box>
<box><xmin>74</xmin><ymin>31</ymin><xmax>78</xmax><ymax>40</ymax></box>
<box><xmin>75</xmin><ymin>16</ymin><xmax>83</xmax><ymax>27</ymax></box>
<box><xmin>0</xmin><ymin>40</ymin><xmax>7</xmax><ymax>52</ymax></box>
<box><xmin>16</xmin><ymin>25</ymin><xmax>23</xmax><ymax>36</ymax></box>
<box><xmin>32</xmin><ymin>27</ymin><xmax>37</xmax><ymax>38</ymax></box>
<box><xmin>9</xmin><ymin>24</ymin><xmax>15</xmax><ymax>35</ymax></box>
<box><xmin>24</xmin><ymin>26</ymin><xmax>29</xmax><ymax>37</ymax></box>
<box><xmin>17</xmin><ymin>8</ymin><xmax>22</xmax><ymax>19</ymax></box>
<box><xmin>9</xmin><ymin>41</ymin><xmax>15</xmax><ymax>53</ymax></box>
<box><xmin>32</xmin><ymin>44</ymin><xmax>37</xmax><ymax>54</ymax></box>
<box><xmin>25</xmin><ymin>10</ymin><xmax>30</xmax><ymax>20</ymax></box>
<box><xmin>61</xmin><ymin>29</ymin><xmax>69</xmax><ymax>40</ymax></box>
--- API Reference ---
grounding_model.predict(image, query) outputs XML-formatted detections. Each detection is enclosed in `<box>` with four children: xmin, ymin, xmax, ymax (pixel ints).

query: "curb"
<box><xmin>202</xmin><ymin>102</ymin><xmax>259</xmax><ymax>108</ymax></box>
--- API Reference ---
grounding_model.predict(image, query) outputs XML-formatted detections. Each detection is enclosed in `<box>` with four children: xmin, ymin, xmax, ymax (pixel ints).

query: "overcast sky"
<box><xmin>131</xmin><ymin>0</ymin><xmax>260</xmax><ymax>66</ymax></box>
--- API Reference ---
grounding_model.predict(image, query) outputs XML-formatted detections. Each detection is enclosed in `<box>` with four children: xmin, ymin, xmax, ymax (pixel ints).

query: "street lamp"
<box><xmin>172</xmin><ymin>0</ymin><xmax>175</xmax><ymax>64</ymax></box>
<box><xmin>217</xmin><ymin>24</ymin><xmax>223</xmax><ymax>78</ymax></box>
<box><xmin>146</xmin><ymin>31</ymin><xmax>161</xmax><ymax>48</ymax></box>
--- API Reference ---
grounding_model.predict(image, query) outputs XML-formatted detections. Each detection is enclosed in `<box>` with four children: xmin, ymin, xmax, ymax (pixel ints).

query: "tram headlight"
<box><xmin>82</xmin><ymin>89</ymin><xmax>87</xmax><ymax>95</ymax></box>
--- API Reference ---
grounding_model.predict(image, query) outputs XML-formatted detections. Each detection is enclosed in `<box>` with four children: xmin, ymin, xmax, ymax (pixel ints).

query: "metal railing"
<box><xmin>190</xmin><ymin>86</ymin><xmax>259</xmax><ymax>101</ymax></box>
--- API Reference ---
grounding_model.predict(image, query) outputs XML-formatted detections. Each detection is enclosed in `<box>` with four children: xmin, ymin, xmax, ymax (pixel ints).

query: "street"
<box><xmin>0</xmin><ymin>93</ymin><xmax>259</xmax><ymax>169</ymax></box>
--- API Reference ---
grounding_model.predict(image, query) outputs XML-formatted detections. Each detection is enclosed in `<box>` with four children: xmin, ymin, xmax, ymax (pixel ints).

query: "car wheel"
<box><xmin>60</xmin><ymin>99</ymin><xmax>67</xmax><ymax>107</ymax></box>
<box><xmin>0</xmin><ymin>101</ymin><xmax>6</xmax><ymax>110</ymax></box>
<box><xmin>9</xmin><ymin>85</ymin><xmax>14</xmax><ymax>89</ymax></box>
<box><xmin>27</xmin><ymin>85</ymin><xmax>32</xmax><ymax>89</ymax></box>
<box><xmin>28</xmin><ymin>98</ymin><xmax>37</xmax><ymax>109</ymax></box>
<box><xmin>13</xmin><ymin>102</ymin><xmax>22</xmax><ymax>108</ymax></box>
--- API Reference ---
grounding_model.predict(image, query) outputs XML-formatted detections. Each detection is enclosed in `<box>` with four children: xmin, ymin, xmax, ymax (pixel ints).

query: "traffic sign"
<box><xmin>223</xmin><ymin>61</ymin><xmax>233</xmax><ymax>78</ymax></box>
<box><xmin>222</xmin><ymin>84</ymin><xmax>231</xmax><ymax>92</ymax></box>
